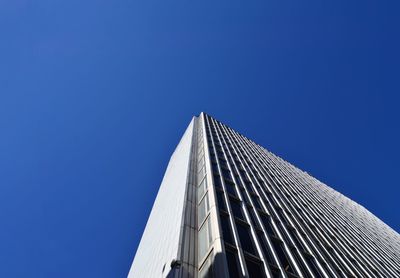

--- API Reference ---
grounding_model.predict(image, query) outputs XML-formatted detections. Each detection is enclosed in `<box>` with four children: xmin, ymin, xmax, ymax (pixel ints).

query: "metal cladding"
<box><xmin>129</xmin><ymin>113</ymin><xmax>400</xmax><ymax>278</ymax></box>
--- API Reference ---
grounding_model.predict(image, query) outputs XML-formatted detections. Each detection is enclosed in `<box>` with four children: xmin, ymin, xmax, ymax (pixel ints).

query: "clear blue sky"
<box><xmin>1</xmin><ymin>0</ymin><xmax>399</xmax><ymax>277</ymax></box>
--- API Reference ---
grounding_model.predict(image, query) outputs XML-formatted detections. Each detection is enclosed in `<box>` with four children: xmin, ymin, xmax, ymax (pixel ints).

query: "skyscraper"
<box><xmin>128</xmin><ymin>113</ymin><xmax>400</xmax><ymax>278</ymax></box>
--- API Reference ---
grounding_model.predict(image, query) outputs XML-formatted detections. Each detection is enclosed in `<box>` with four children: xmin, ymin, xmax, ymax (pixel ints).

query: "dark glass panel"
<box><xmin>271</xmin><ymin>240</ymin><xmax>296</xmax><ymax>275</ymax></box>
<box><xmin>219</xmin><ymin>159</ymin><xmax>229</xmax><ymax>169</ymax></box>
<box><xmin>225</xmin><ymin>182</ymin><xmax>237</xmax><ymax>197</ymax></box>
<box><xmin>248</xmin><ymin>208</ymin><xmax>260</xmax><ymax>228</ymax></box>
<box><xmin>211</xmin><ymin>162</ymin><xmax>219</xmax><ymax>174</ymax></box>
<box><xmin>246</xmin><ymin>258</ymin><xmax>266</xmax><ymax>278</ymax></box>
<box><xmin>222</xmin><ymin>168</ymin><xmax>232</xmax><ymax>181</ymax></box>
<box><xmin>236</xmin><ymin>222</ymin><xmax>256</xmax><ymax>255</ymax></box>
<box><xmin>234</xmin><ymin>175</ymin><xmax>243</xmax><ymax>187</ymax></box>
<box><xmin>216</xmin><ymin>191</ymin><xmax>227</xmax><ymax>212</ymax></box>
<box><xmin>240</xmin><ymin>188</ymin><xmax>252</xmax><ymax>204</ymax></box>
<box><xmin>256</xmin><ymin>231</ymin><xmax>276</xmax><ymax>265</ymax></box>
<box><xmin>276</xmin><ymin>208</ymin><xmax>288</xmax><ymax>224</ymax></box>
<box><xmin>260</xmin><ymin>214</ymin><xmax>276</xmax><ymax>236</ymax></box>
<box><xmin>292</xmin><ymin>250</ymin><xmax>312</xmax><ymax>278</ymax></box>
<box><xmin>213</xmin><ymin>174</ymin><xmax>222</xmax><ymax>189</ymax></box>
<box><xmin>270</xmin><ymin>268</ymin><xmax>282</xmax><ymax>278</ymax></box>
<box><xmin>304</xmin><ymin>255</ymin><xmax>323</xmax><ymax>277</ymax></box>
<box><xmin>287</xmin><ymin>229</ymin><xmax>306</xmax><ymax>251</ymax></box>
<box><xmin>230</xmin><ymin>198</ymin><xmax>244</xmax><ymax>220</ymax></box>
<box><xmin>220</xmin><ymin>214</ymin><xmax>234</xmax><ymax>245</ymax></box>
<box><xmin>225</xmin><ymin>247</ymin><xmax>240</xmax><ymax>278</ymax></box>
<box><xmin>253</xmin><ymin>197</ymin><xmax>263</xmax><ymax>211</ymax></box>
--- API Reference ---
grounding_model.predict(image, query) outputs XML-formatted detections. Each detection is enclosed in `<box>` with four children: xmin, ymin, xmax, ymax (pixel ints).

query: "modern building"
<box><xmin>128</xmin><ymin>113</ymin><xmax>400</xmax><ymax>278</ymax></box>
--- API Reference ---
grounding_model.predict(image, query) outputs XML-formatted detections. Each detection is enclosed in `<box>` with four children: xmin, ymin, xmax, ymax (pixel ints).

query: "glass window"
<box><xmin>287</xmin><ymin>228</ymin><xmax>306</xmax><ymax>251</ymax></box>
<box><xmin>248</xmin><ymin>208</ymin><xmax>261</xmax><ymax>229</ymax></box>
<box><xmin>304</xmin><ymin>254</ymin><xmax>323</xmax><ymax>277</ymax></box>
<box><xmin>199</xmin><ymin>217</ymin><xmax>212</xmax><ymax>260</ymax></box>
<box><xmin>213</xmin><ymin>174</ymin><xmax>222</xmax><ymax>189</ymax></box>
<box><xmin>235</xmin><ymin>175</ymin><xmax>243</xmax><ymax>187</ymax></box>
<box><xmin>225</xmin><ymin>247</ymin><xmax>240</xmax><ymax>278</ymax></box>
<box><xmin>245</xmin><ymin>257</ymin><xmax>266</xmax><ymax>278</ymax></box>
<box><xmin>236</xmin><ymin>222</ymin><xmax>256</xmax><ymax>255</ymax></box>
<box><xmin>198</xmin><ymin>147</ymin><xmax>205</xmax><ymax>157</ymax></box>
<box><xmin>276</xmin><ymin>223</ymin><xmax>292</xmax><ymax>246</ymax></box>
<box><xmin>271</xmin><ymin>240</ymin><xmax>296</xmax><ymax>275</ymax></box>
<box><xmin>198</xmin><ymin>166</ymin><xmax>206</xmax><ymax>183</ymax></box>
<box><xmin>253</xmin><ymin>197</ymin><xmax>263</xmax><ymax>211</ymax></box>
<box><xmin>222</xmin><ymin>168</ymin><xmax>232</xmax><ymax>180</ymax></box>
<box><xmin>219</xmin><ymin>159</ymin><xmax>229</xmax><ymax>169</ymax></box>
<box><xmin>246</xmin><ymin>181</ymin><xmax>255</xmax><ymax>193</ymax></box>
<box><xmin>230</xmin><ymin>198</ymin><xmax>244</xmax><ymax>220</ymax></box>
<box><xmin>260</xmin><ymin>214</ymin><xmax>276</xmax><ymax>236</ymax></box>
<box><xmin>255</xmin><ymin>231</ymin><xmax>276</xmax><ymax>266</ymax></box>
<box><xmin>240</xmin><ymin>188</ymin><xmax>251</xmax><ymax>204</ymax></box>
<box><xmin>290</xmin><ymin>249</ymin><xmax>311</xmax><ymax>278</ymax></box>
<box><xmin>209</xmin><ymin>147</ymin><xmax>215</xmax><ymax>156</ymax></box>
<box><xmin>212</xmin><ymin>162</ymin><xmax>219</xmax><ymax>174</ymax></box>
<box><xmin>198</xmin><ymin>253</ymin><xmax>212</xmax><ymax>278</ymax></box>
<box><xmin>220</xmin><ymin>214</ymin><xmax>234</xmax><ymax>245</ymax></box>
<box><xmin>198</xmin><ymin>178</ymin><xmax>207</xmax><ymax>203</ymax></box>
<box><xmin>210</xmin><ymin>155</ymin><xmax>217</xmax><ymax>164</ymax></box>
<box><xmin>216</xmin><ymin>191</ymin><xmax>227</xmax><ymax>211</ymax></box>
<box><xmin>270</xmin><ymin>268</ymin><xmax>282</xmax><ymax>278</ymax></box>
<box><xmin>198</xmin><ymin>155</ymin><xmax>205</xmax><ymax>168</ymax></box>
<box><xmin>198</xmin><ymin>193</ymin><xmax>209</xmax><ymax>225</ymax></box>
<box><xmin>276</xmin><ymin>208</ymin><xmax>288</xmax><ymax>224</ymax></box>
<box><xmin>198</xmin><ymin>141</ymin><xmax>204</xmax><ymax>152</ymax></box>
<box><xmin>225</xmin><ymin>182</ymin><xmax>237</xmax><ymax>197</ymax></box>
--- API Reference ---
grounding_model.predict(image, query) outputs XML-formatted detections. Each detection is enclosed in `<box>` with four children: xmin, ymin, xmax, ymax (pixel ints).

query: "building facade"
<box><xmin>128</xmin><ymin>113</ymin><xmax>400</xmax><ymax>278</ymax></box>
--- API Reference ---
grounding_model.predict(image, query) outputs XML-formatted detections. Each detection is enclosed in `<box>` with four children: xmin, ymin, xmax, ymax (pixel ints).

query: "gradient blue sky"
<box><xmin>1</xmin><ymin>0</ymin><xmax>399</xmax><ymax>277</ymax></box>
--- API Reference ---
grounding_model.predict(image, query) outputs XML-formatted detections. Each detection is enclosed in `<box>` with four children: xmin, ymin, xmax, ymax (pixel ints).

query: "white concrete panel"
<box><xmin>128</xmin><ymin>118</ymin><xmax>195</xmax><ymax>278</ymax></box>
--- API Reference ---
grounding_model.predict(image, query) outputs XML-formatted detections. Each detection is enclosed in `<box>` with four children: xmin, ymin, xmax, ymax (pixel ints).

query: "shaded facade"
<box><xmin>128</xmin><ymin>113</ymin><xmax>400</xmax><ymax>278</ymax></box>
